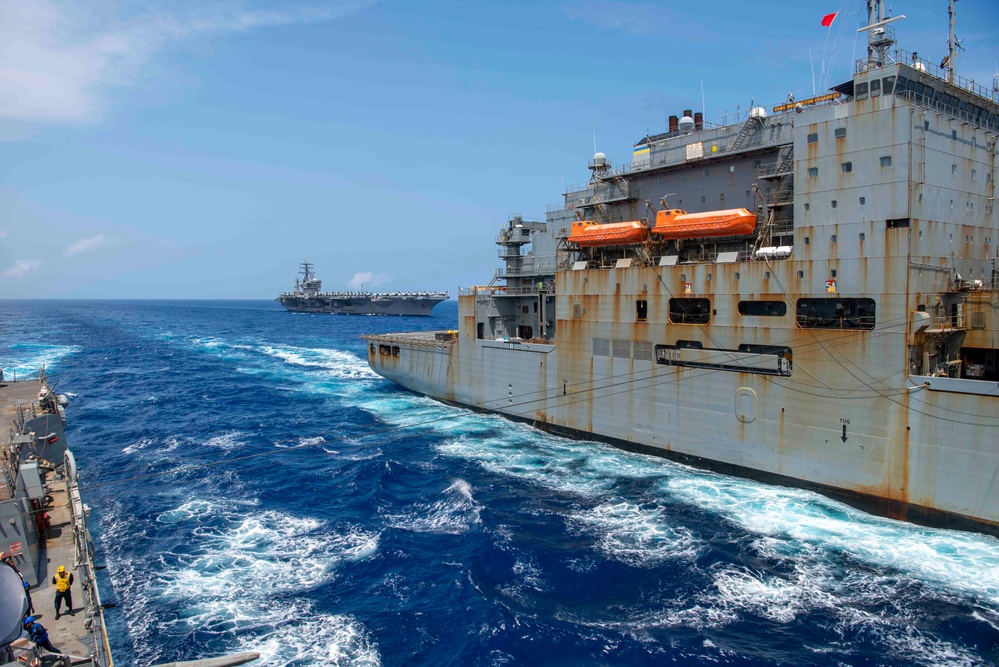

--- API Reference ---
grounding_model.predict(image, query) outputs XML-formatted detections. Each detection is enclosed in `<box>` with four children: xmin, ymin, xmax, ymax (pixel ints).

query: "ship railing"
<box><xmin>546</xmin><ymin>202</ymin><xmax>566</xmax><ymax>213</ymax></box>
<box><xmin>459</xmin><ymin>285</ymin><xmax>553</xmax><ymax>297</ymax></box>
<box><xmin>67</xmin><ymin>454</ymin><xmax>114</xmax><ymax>667</ymax></box>
<box><xmin>896</xmin><ymin>89</ymin><xmax>999</xmax><ymax>132</ymax></box>
<box><xmin>856</xmin><ymin>48</ymin><xmax>999</xmax><ymax>105</ymax></box>
<box><xmin>494</xmin><ymin>263</ymin><xmax>548</xmax><ymax>278</ymax></box>
<box><xmin>756</xmin><ymin>161</ymin><xmax>792</xmax><ymax>179</ymax></box>
<box><xmin>362</xmin><ymin>333</ymin><xmax>455</xmax><ymax>350</ymax></box>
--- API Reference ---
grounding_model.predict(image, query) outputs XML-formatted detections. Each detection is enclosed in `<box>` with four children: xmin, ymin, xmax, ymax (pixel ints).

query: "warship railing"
<box><xmin>67</xmin><ymin>451</ymin><xmax>114</xmax><ymax>667</ymax></box>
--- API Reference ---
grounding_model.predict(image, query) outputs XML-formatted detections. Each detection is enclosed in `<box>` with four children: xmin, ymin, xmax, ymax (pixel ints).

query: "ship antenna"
<box><xmin>943</xmin><ymin>0</ymin><xmax>964</xmax><ymax>83</ymax></box>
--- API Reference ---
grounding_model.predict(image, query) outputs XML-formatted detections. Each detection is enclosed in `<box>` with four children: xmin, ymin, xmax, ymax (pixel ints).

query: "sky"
<box><xmin>0</xmin><ymin>0</ymin><xmax>997</xmax><ymax>298</ymax></box>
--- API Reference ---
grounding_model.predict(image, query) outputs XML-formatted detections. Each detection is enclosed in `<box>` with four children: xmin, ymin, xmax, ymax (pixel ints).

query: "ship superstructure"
<box><xmin>277</xmin><ymin>261</ymin><xmax>449</xmax><ymax>316</ymax></box>
<box><xmin>364</xmin><ymin>1</ymin><xmax>999</xmax><ymax>535</ymax></box>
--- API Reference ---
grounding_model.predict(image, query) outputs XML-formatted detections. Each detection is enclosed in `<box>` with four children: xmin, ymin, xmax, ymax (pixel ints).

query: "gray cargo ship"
<box><xmin>365</xmin><ymin>0</ymin><xmax>999</xmax><ymax>536</ymax></box>
<box><xmin>277</xmin><ymin>261</ymin><xmax>448</xmax><ymax>316</ymax></box>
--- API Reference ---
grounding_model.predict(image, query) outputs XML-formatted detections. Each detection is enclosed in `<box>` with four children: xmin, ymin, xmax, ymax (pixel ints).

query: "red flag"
<box><xmin>821</xmin><ymin>12</ymin><xmax>839</xmax><ymax>27</ymax></box>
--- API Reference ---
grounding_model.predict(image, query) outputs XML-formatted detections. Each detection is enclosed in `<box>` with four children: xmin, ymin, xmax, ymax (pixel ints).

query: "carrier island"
<box><xmin>364</xmin><ymin>0</ymin><xmax>999</xmax><ymax>537</ymax></box>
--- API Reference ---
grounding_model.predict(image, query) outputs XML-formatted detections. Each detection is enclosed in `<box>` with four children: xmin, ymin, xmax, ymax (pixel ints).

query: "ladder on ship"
<box><xmin>728</xmin><ymin>115</ymin><xmax>765</xmax><ymax>152</ymax></box>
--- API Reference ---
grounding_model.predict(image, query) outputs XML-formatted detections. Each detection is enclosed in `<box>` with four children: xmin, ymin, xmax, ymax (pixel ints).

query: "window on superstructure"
<box><xmin>796</xmin><ymin>298</ymin><xmax>876</xmax><ymax>330</ymax></box>
<box><xmin>702</xmin><ymin>169</ymin><xmax>709</xmax><ymax>177</ymax></box>
<box><xmin>831</xmin><ymin>200</ymin><xmax>837</xmax><ymax>208</ymax></box>
<box><xmin>880</xmin><ymin>156</ymin><xmax>892</xmax><ymax>167</ymax></box>
<box><xmin>841</xmin><ymin>162</ymin><xmax>852</xmax><ymax>173</ymax></box>
<box><xmin>859</xmin><ymin>197</ymin><xmax>866</xmax><ymax>205</ymax></box>
<box><xmin>871</xmin><ymin>79</ymin><xmax>881</xmax><ymax>97</ymax></box>
<box><xmin>882</xmin><ymin>75</ymin><xmax>895</xmax><ymax>94</ymax></box>
<box><xmin>701</xmin><ymin>196</ymin><xmax>706</xmax><ymax>203</ymax></box>
<box><xmin>522</xmin><ymin>306</ymin><xmax>529</xmax><ymax>314</ymax></box>
<box><xmin>804</xmin><ymin>203</ymin><xmax>810</xmax><ymax>211</ymax></box>
<box><xmin>633</xmin><ymin>341</ymin><xmax>654</xmax><ymax>361</ymax></box>
<box><xmin>668</xmin><ymin>298</ymin><xmax>711</xmax><ymax>324</ymax></box>
<box><xmin>808</xmin><ymin>167</ymin><xmax>818</xmax><ymax>178</ymax></box>
<box><xmin>612</xmin><ymin>339</ymin><xmax>631</xmax><ymax>359</ymax></box>
<box><xmin>636</xmin><ymin>300</ymin><xmax>648</xmax><ymax>322</ymax></box>
<box><xmin>593</xmin><ymin>338</ymin><xmax>610</xmax><ymax>357</ymax></box>
<box><xmin>720</xmin><ymin>193</ymin><xmax>725</xmax><ymax>202</ymax></box>
<box><xmin>972</xmin><ymin>169</ymin><xmax>977</xmax><ymax>180</ymax></box>
<box><xmin>738</xmin><ymin>301</ymin><xmax>787</xmax><ymax>316</ymax></box>
<box><xmin>952</xmin><ymin>130</ymin><xmax>958</xmax><ymax>140</ymax></box>
<box><xmin>834</xmin><ymin>128</ymin><xmax>847</xmax><ymax>139</ymax></box>
<box><xmin>952</xmin><ymin>164</ymin><xmax>958</xmax><ymax>175</ymax></box>
<box><xmin>831</xmin><ymin>235</ymin><xmax>837</xmax><ymax>243</ymax></box>
<box><xmin>895</xmin><ymin>76</ymin><xmax>908</xmax><ymax>95</ymax></box>
<box><xmin>855</xmin><ymin>82</ymin><xmax>868</xmax><ymax>100</ymax></box>
<box><xmin>807</xmin><ymin>133</ymin><xmax>818</xmax><ymax>144</ymax></box>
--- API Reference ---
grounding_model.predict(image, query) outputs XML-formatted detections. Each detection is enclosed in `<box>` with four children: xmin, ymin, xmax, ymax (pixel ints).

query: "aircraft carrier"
<box><xmin>364</xmin><ymin>0</ymin><xmax>999</xmax><ymax>536</ymax></box>
<box><xmin>277</xmin><ymin>261</ymin><xmax>449</xmax><ymax>316</ymax></box>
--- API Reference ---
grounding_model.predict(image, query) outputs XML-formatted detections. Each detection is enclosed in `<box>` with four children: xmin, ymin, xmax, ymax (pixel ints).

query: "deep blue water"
<box><xmin>2</xmin><ymin>299</ymin><xmax>999</xmax><ymax>666</ymax></box>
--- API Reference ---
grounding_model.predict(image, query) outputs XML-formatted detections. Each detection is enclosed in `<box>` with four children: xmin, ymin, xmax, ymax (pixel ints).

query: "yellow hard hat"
<box><xmin>57</xmin><ymin>565</ymin><xmax>65</xmax><ymax>573</ymax></box>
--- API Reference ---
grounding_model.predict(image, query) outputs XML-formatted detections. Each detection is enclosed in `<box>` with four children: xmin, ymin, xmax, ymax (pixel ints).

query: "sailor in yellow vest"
<box><xmin>52</xmin><ymin>564</ymin><xmax>74</xmax><ymax>619</ymax></box>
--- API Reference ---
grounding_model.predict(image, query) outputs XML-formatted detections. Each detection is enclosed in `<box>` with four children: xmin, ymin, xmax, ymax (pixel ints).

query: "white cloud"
<box><xmin>65</xmin><ymin>233</ymin><xmax>107</xmax><ymax>256</ymax></box>
<box><xmin>347</xmin><ymin>271</ymin><xmax>390</xmax><ymax>290</ymax></box>
<box><xmin>0</xmin><ymin>0</ymin><xmax>374</xmax><ymax>124</ymax></box>
<box><xmin>3</xmin><ymin>259</ymin><xmax>42</xmax><ymax>279</ymax></box>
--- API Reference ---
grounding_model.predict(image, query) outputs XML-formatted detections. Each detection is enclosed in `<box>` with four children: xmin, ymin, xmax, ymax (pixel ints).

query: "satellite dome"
<box><xmin>593</xmin><ymin>151</ymin><xmax>606</xmax><ymax>161</ymax></box>
<box><xmin>678</xmin><ymin>115</ymin><xmax>695</xmax><ymax>133</ymax></box>
<box><xmin>591</xmin><ymin>151</ymin><xmax>607</xmax><ymax>167</ymax></box>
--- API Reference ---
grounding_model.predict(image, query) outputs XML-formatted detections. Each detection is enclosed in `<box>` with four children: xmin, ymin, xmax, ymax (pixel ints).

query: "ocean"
<box><xmin>2</xmin><ymin>299</ymin><xmax>999</xmax><ymax>666</ymax></box>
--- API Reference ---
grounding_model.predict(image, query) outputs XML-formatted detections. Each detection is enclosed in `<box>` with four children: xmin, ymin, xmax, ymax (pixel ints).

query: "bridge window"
<box><xmin>855</xmin><ymin>82</ymin><xmax>868</xmax><ymax>100</ymax></box>
<box><xmin>870</xmin><ymin>79</ymin><xmax>881</xmax><ymax>96</ymax></box>
<box><xmin>669</xmin><ymin>298</ymin><xmax>711</xmax><ymax>324</ymax></box>
<box><xmin>882</xmin><ymin>75</ymin><xmax>895</xmax><ymax>94</ymax></box>
<box><xmin>796</xmin><ymin>298</ymin><xmax>876</xmax><ymax>330</ymax></box>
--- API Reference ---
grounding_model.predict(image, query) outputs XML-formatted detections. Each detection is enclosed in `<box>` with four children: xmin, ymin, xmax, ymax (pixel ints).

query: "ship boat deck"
<box><xmin>1</xmin><ymin>379</ymin><xmax>106</xmax><ymax>665</ymax></box>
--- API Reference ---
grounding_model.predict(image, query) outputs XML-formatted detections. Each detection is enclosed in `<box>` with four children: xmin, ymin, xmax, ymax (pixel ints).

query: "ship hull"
<box><xmin>277</xmin><ymin>295</ymin><xmax>447</xmax><ymax>316</ymax></box>
<box><xmin>365</xmin><ymin>261</ymin><xmax>999</xmax><ymax>537</ymax></box>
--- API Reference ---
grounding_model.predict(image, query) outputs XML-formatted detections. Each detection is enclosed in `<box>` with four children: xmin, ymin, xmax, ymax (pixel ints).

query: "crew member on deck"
<box><xmin>23</xmin><ymin>616</ymin><xmax>58</xmax><ymax>653</ymax></box>
<box><xmin>52</xmin><ymin>565</ymin><xmax>74</xmax><ymax>619</ymax></box>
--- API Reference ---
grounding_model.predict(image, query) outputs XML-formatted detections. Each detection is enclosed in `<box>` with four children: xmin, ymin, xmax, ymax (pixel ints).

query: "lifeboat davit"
<box><xmin>651</xmin><ymin>208</ymin><xmax>757</xmax><ymax>240</ymax></box>
<box><xmin>568</xmin><ymin>220</ymin><xmax>650</xmax><ymax>247</ymax></box>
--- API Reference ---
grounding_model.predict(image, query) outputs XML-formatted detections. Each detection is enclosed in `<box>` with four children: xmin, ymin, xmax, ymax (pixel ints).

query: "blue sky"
<box><xmin>1</xmin><ymin>0</ymin><xmax>997</xmax><ymax>298</ymax></box>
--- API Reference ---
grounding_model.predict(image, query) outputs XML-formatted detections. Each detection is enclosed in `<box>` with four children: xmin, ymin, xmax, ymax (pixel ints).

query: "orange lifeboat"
<box><xmin>651</xmin><ymin>208</ymin><xmax>757</xmax><ymax>240</ymax></box>
<box><xmin>568</xmin><ymin>220</ymin><xmax>650</xmax><ymax>247</ymax></box>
